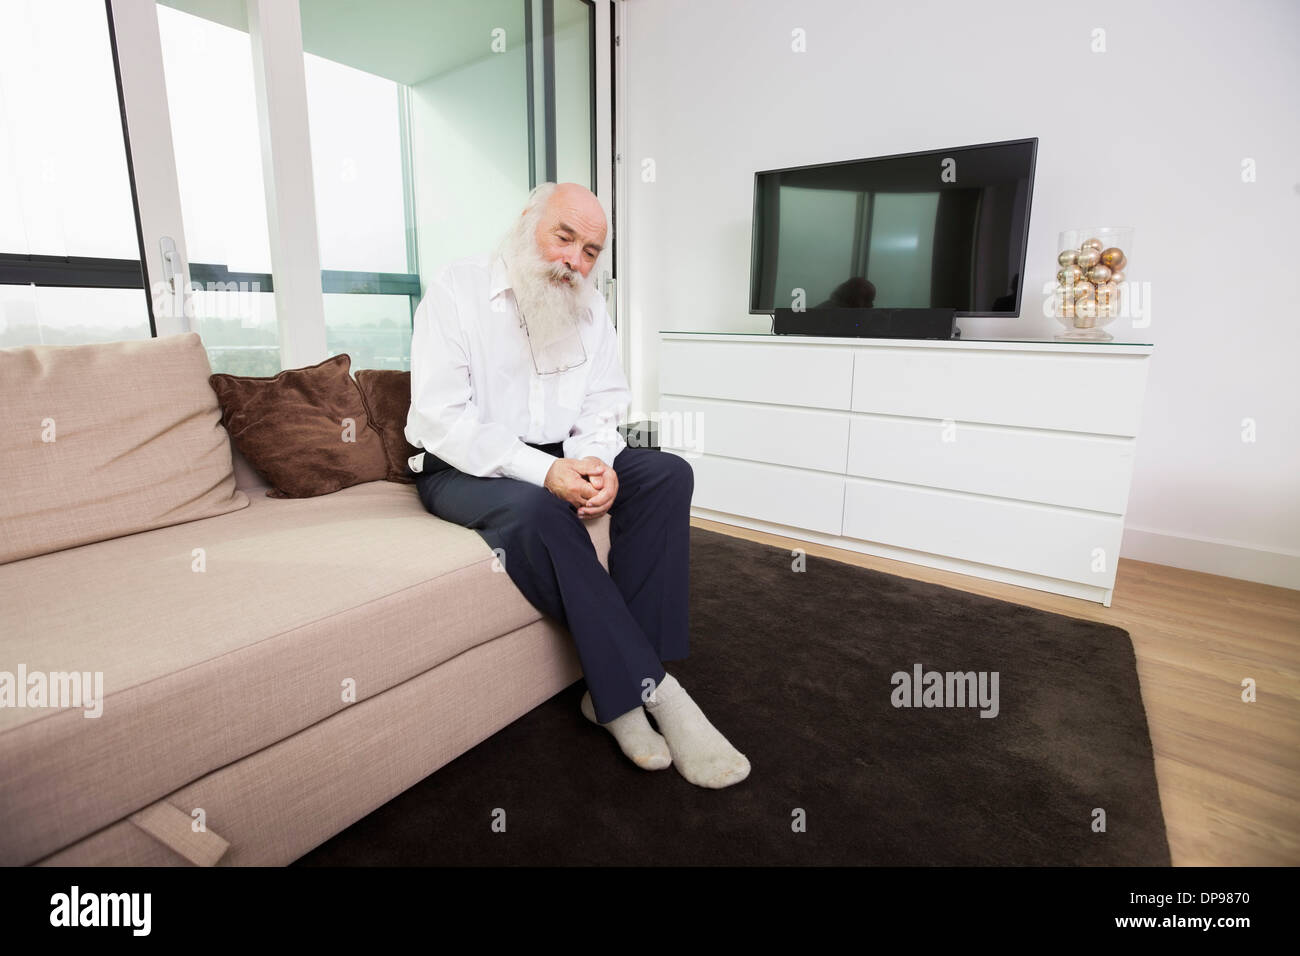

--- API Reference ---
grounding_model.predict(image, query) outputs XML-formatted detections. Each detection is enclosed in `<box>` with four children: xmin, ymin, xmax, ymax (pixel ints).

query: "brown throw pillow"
<box><xmin>209</xmin><ymin>354</ymin><xmax>388</xmax><ymax>498</ymax></box>
<box><xmin>353</xmin><ymin>369</ymin><xmax>420</xmax><ymax>484</ymax></box>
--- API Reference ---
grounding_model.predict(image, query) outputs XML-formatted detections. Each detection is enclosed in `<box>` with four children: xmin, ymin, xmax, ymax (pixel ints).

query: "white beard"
<box><xmin>499</xmin><ymin>222</ymin><xmax>593</xmax><ymax>366</ymax></box>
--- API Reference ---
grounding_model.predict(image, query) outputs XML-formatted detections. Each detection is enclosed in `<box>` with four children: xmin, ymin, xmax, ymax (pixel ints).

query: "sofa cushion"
<box><xmin>354</xmin><ymin>369</ymin><xmax>420</xmax><ymax>484</ymax></box>
<box><xmin>0</xmin><ymin>480</ymin><xmax>611</xmax><ymax>865</ymax></box>
<box><xmin>209</xmin><ymin>353</ymin><xmax>389</xmax><ymax>498</ymax></box>
<box><xmin>0</xmin><ymin>332</ymin><xmax>249</xmax><ymax>565</ymax></box>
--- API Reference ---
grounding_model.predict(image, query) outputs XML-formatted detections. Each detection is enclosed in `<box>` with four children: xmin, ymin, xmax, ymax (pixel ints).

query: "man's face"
<box><xmin>533</xmin><ymin>193</ymin><xmax>607</xmax><ymax>285</ymax></box>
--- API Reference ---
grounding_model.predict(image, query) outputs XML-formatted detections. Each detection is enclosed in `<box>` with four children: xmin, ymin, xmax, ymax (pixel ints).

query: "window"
<box><xmin>0</xmin><ymin>0</ymin><xmax>149</xmax><ymax>348</ymax></box>
<box><xmin>303</xmin><ymin>52</ymin><xmax>418</xmax><ymax>371</ymax></box>
<box><xmin>3</xmin><ymin>1</ymin><xmax>607</xmax><ymax>376</ymax></box>
<box><xmin>297</xmin><ymin>0</ymin><xmax>598</xmax><ymax>372</ymax></box>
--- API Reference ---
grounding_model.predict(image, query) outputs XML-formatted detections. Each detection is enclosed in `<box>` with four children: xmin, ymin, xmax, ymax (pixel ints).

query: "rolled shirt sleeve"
<box><xmin>562</xmin><ymin>297</ymin><xmax>631</xmax><ymax>471</ymax></box>
<box><xmin>404</xmin><ymin>282</ymin><xmax>557</xmax><ymax>486</ymax></box>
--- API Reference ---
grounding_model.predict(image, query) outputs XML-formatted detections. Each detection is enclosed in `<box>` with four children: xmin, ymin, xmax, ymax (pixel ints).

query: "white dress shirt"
<box><xmin>404</xmin><ymin>251</ymin><xmax>631</xmax><ymax>488</ymax></box>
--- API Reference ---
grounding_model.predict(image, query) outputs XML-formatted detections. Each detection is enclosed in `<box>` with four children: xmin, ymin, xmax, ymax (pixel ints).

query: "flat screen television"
<box><xmin>750</xmin><ymin>137</ymin><xmax>1037</xmax><ymax>318</ymax></box>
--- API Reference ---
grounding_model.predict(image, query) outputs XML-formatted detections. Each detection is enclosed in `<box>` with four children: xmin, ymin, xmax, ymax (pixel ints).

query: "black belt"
<box><xmin>410</xmin><ymin>440</ymin><xmax>564</xmax><ymax>478</ymax></box>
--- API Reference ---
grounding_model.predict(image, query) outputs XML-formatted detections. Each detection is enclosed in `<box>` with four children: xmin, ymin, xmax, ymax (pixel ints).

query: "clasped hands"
<box><xmin>543</xmin><ymin>456</ymin><xmax>619</xmax><ymax>518</ymax></box>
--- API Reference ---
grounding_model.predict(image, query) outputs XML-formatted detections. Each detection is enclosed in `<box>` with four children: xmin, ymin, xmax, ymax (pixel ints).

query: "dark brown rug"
<box><xmin>294</xmin><ymin>526</ymin><xmax>1170</xmax><ymax>866</ymax></box>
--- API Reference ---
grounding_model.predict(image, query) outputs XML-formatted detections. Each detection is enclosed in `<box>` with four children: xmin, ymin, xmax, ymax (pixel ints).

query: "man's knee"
<box><xmin>667</xmin><ymin>451</ymin><xmax>694</xmax><ymax>491</ymax></box>
<box><xmin>650</xmin><ymin>450</ymin><xmax>694</xmax><ymax>498</ymax></box>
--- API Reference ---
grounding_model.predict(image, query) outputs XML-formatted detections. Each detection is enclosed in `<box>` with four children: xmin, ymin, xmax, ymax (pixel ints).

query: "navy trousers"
<box><xmin>412</xmin><ymin>442</ymin><xmax>694</xmax><ymax>723</ymax></box>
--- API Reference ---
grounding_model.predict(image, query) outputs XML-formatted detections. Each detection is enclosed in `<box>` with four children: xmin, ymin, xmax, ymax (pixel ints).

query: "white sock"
<box><xmin>581</xmin><ymin>691</ymin><xmax>672</xmax><ymax>771</ymax></box>
<box><xmin>644</xmin><ymin>673</ymin><xmax>750</xmax><ymax>789</ymax></box>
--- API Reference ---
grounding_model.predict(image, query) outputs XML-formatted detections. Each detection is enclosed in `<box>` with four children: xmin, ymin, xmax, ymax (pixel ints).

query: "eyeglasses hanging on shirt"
<box><xmin>517</xmin><ymin>306</ymin><xmax>589</xmax><ymax>375</ymax></box>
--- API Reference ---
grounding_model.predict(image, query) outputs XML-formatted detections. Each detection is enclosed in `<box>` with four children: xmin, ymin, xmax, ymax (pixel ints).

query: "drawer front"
<box><xmin>851</xmin><ymin>347</ymin><xmax>1150</xmax><ymax>436</ymax></box>
<box><xmin>660</xmin><ymin>339</ymin><xmax>854</xmax><ymax>410</ymax></box>
<box><xmin>842</xmin><ymin>478</ymin><xmax>1122</xmax><ymax>588</ymax></box>
<box><xmin>669</xmin><ymin>451</ymin><xmax>844</xmax><ymax>536</ymax></box>
<box><xmin>659</xmin><ymin>396</ymin><xmax>850</xmax><ymax>474</ymax></box>
<box><xmin>846</xmin><ymin>417</ymin><xmax>1137</xmax><ymax>514</ymax></box>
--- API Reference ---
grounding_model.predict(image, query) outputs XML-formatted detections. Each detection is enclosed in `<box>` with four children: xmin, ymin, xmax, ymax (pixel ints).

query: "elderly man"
<box><xmin>404</xmin><ymin>182</ymin><xmax>749</xmax><ymax>789</ymax></box>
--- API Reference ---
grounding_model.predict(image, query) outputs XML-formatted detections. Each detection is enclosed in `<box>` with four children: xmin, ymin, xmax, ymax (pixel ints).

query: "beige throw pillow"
<box><xmin>0</xmin><ymin>332</ymin><xmax>249</xmax><ymax>565</ymax></box>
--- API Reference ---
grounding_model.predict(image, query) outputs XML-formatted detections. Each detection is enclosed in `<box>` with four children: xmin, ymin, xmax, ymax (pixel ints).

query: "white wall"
<box><xmin>621</xmin><ymin>0</ymin><xmax>1300</xmax><ymax>590</ymax></box>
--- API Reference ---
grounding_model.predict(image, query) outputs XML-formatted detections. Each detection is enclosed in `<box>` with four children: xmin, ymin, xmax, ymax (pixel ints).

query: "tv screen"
<box><xmin>750</xmin><ymin>138</ymin><xmax>1037</xmax><ymax>317</ymax></box>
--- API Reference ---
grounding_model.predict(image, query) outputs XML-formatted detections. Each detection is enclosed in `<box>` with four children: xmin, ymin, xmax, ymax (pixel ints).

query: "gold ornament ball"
<box><xmin>1081</xmin><ymin>238</ymin><xmax>1104</xmax><ymax>253</ymax></box>
<box><xmin>1076</xmin><ymin>298</ymin><xmax>1098</xmax><ymax>321</ymax></box>
<box><xmin>1072</xmin><ymin>280</ymin><xmax>1095</xmax><ymax>299</ymax></box>
<box><xmin>1096</xmin><ymin>281</ymin><xmax>1119</xmax><ymax>316</ymax></box>
<box><xmin>1076</xmin><ymin>248</ymin><xmax>1102</xmax><ymax>269</ymax></box>
<box><xmin>1100</xmin><ymin>247</ymin><xmax>1126</xmax><ymax>270</ymax></box>
<box><xmin>1110</xmin><ymin>269</ymin><xmax>1125</xmax><ymax>284</ymax></box>
<box><xmin>1058</xmin><ymin>249</ymin><xmax>1079</xmax><ymax>267</ymax></box>
<box><xmin>1058</xmin><ymin>265</ymin><xmax>1083</xmax><ymax>285</ymax></box>
<box><xmin>1087</xmin><ymin>264</ymin><xmax>1113</xmax><ymax>284</ymax></box>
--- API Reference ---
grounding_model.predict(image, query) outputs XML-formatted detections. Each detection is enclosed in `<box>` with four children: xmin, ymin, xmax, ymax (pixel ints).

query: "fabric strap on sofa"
<box><xmin>129</xmin><ymin>800</ymin><xmax>230</xmax><ymax>866</ymax></box>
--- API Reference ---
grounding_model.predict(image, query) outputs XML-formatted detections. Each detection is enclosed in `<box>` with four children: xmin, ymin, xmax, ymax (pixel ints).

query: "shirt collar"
<box><xmin>490</xmin><ymin>253</ymin><xmax>597</xmax><ymax>322</ymax></box>
<box><xmin>489</xmin><ymin>253</ymin><xmax>512</xmax><ymax>301</ymax></box>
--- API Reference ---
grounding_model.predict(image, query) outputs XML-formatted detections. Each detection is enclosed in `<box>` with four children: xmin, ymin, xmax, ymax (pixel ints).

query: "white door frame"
<box><xmin>592</xmin><ymin>0</ymin><xmax>626</xmax><ymax>382</ymax></box>
<box><xmin>592</xmin><ymin>0</ymin><xmax>633</xmax><ymax>414</ymax></box>
<box><xmin>245</xmin><ymin>0</ymin><xmax>326</xmax><ymax>368</ymax></box>
<box><xmin>106</xmin><ymin>0</ymin><xmax>189</xmax><ymax>338</ymax></box>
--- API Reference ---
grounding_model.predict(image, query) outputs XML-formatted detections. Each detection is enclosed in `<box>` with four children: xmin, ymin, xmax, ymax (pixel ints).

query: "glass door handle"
<box><xmin>159</xmin><ymin>236</ymin><xmax>181</xmax><ymax>294</ymax></box>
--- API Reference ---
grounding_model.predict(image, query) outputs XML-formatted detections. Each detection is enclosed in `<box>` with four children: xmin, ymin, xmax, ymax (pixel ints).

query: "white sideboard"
<box><xmin>657</xmin><ymin>332</ymin><xmax>1155</xmax><ymax>607</ymax></box>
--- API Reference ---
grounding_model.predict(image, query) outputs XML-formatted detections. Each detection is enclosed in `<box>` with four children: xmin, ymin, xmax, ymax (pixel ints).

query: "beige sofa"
<box><xmin>0</xmin><ymin>333</ymin><xmax>605</xmax><ymax>866</ymax></box>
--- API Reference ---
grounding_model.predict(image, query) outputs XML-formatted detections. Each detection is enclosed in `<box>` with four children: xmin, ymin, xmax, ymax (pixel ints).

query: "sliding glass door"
<box><xmin>154</xmin><ymin>2</ymin><xmax>281</xmax><ymax>374</ymax></box>
<box><xmin>93</xmin><ymin>0</ymin><xmax>615</xmax><ymax>377</ymax></box>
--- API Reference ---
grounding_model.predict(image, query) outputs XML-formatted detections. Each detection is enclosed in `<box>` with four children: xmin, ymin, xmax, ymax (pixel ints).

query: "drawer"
<box><xmin>669</xmin><ymin>451</ymin><xmax>844</xmax><ymax>536</ymax></box>
<box><xmin>659</xmin><ymin>396</ymin><xmax>849</xmax><ymax>473</ymax></box>
<box><xmin>842</xmin><ymin>477</ymin><xmax>1123</xmax><ymax>588</ymax></box>
<box><xmin>851</xmin><ymin>347</ymin><xmax>1150</xmax><ymax>436</ymax></box>
<box><xmin>846</xmin><ymin>416</ymin><xmax>1137</xmax><ymax>514</ymax></box>
<box><xmin>660</xmin><ymin>339</ymin><xmax>854</xmax><ymax>410</ymax></box>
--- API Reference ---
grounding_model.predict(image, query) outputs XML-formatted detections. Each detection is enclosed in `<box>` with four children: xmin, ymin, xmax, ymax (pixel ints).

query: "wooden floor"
<box><xmin>692</xmin><ymin>516</ymin><xmax>1300</xmax><ymax>866</ymax></box>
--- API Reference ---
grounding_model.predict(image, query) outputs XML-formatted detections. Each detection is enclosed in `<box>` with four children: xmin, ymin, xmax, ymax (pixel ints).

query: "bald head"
<box><xmin>525</xmin><ymin>182</ymin><xmax>607</xmax><ymax>282</ymax></box>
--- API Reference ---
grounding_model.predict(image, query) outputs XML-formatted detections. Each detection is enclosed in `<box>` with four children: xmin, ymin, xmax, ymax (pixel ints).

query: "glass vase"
<box><xmin>1053</xmin><ymin>226</ymin><xmax>1134</xmax><ymax>342</ymax></box>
